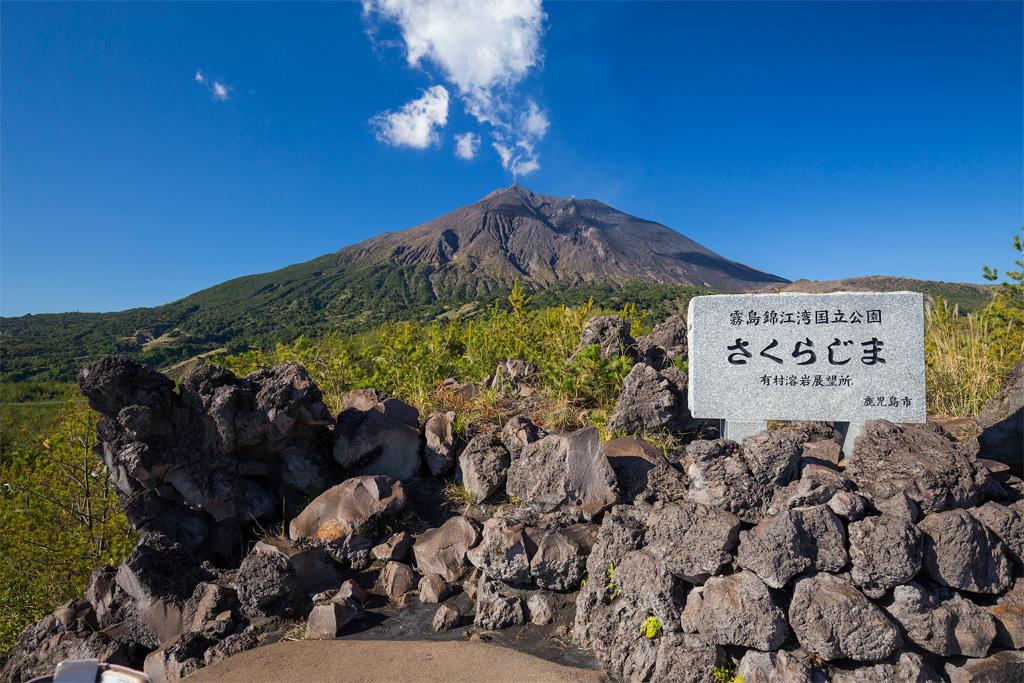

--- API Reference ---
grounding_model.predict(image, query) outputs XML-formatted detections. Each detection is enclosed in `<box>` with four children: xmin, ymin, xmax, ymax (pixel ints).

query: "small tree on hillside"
<box><xmin>983</xmin><ymin>226</ymin><xmax>1024</xmax><ymax>317</ymax></box>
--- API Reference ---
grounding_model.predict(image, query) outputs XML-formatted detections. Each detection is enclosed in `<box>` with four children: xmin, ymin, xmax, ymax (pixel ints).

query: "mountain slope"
<box><xmin>760</xmin><ymin>276</ymin><xmax>993</xmax><ymax>312</ymax></box>
<box><xmin>1</xmin><ymin>186</ymin><xmax>787</xmax><ymax>381</ymax></box>
<box><xmin>339</xmin><ymin>184</ymin><xmax>787</xmax><ymax>293</ymax></box>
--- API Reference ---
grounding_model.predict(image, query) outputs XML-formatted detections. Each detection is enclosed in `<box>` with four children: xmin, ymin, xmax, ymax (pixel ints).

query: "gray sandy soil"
<box><xmin>187</xmin><ymin>639</ymin><xmax>607</xmax><ymax>682</ymax></box>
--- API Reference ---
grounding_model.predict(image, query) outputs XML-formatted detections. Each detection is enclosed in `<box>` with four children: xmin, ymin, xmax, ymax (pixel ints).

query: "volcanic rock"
<box><xmin>603</xmin><ymin>437</ymin><xmax>687</xmax><ymax>505</ymax></box>
<box><xmin>976</xmin><ymin>359</ymin><xmax>1023</xmax><ymax>474</ymax></box>
<box><xmin>636</xmin><ymin>314</ymin><xmax>688</xmax><ymax>370</ymax></box>
<box><xmin>788</xmin><ymin>573</ymin><xmax>902</xmax><ymax>662</ymax></box>
<box><xmin>829</xmin><ymin>651</ymin><xmax>940</xmax><ymax>683</ymax></box>
<box><xmin>371</xmin><ymin>531</ymin><xmax>413</xmax><ymax>562</ymax></box>
<box><xmin>490</xmin><ymin>359</ymin><xmax>537</xmax><ymax>394</ymax></box>
<box><xmin>77</xmin><ymin>357</ymin><xmax>335</xmax><ymax>557</ymax></box>
<box><xmin>945</xmin><ymin>649</ymin><xmax>1024</xmax><ymax>683</ymax></box>
<box><xmin>423</xmin><ymin>411</ymin><xmax>456</xmax><ymax>477</ymax></box>
<box><xmin>968</xmin><ymin>501</ymin><xmax>1024</xmax><ymax>566</ymax></box>
<box><xmin>181</xmin><ymin>582</ymin><xmax>237</xmax><ymax>635</ymax></box>
<box><xmin>233</xmin><ymin>537</ymin><xmax>338</xmax><ymax>618</ymax></box>
<box><xmin>886</xmin><ymin>582</ymin><xmax>996</xmax><ymax>657</ymax></box>
<box><xmin>474</xmin><ymin>576</ymin><xmax>525</xmax><ymax>630</ymax></box>
<box><xmin>0</xmin><ymin>599</ymin><xmax>140</xmax><ymax>683</ymax></box>
<box><xmin>848</xmin><ymin>514</ymin><xmax>923</xmax><ymax>598</ymax></box>
<box><xmin>645</xmin><ymin>501</ymin><xmax>741</xmax><ymax>583</ymax></box>
<box><xmin>737</xmin><ymin>649</ymin><xmax>814</xmax><ymax>683</ymax></box>
<box><xmin>288</xmin><ymin>475</ymin><xmax>406</xmax><ymax>543</ymax></box>
<box><xmin>607</xmin><ymin>363</ymin><xmax>690</xmax><ymax>434</ymax></box>
<box><xmin>694</xmin><ymin>571</ymin><xmax>788</xmax><ymax>650</ymax></box>
<box><xmin>500</xmin><ymin>415</ymin><xmax>545</xmax><ymax>458</ymax></box>
<box><xmin>333</xmin><ymin>394</ymin><xmax>421</xmax><ymax>480</ymax></box>
<box><xmin>417</xmin><ymin>573</ymin><xmax>450</xmax><ymax>604</ymax></box>
<box><xmin>988</xmin><ymin>579</ymin><xmax>1024</xmax><ymax>648</ymax></box>
<box><xmin>847</xmin><ymin>420</ymin><xmax>995</xmax><ymax>513</ymax></box>
<box><xmin>529</xmin><ymin>528</ymin><xmax>591</xmax><ymax>592</ymax></box>
<box><xmin>457</xmin><ymin>432</ymin><xmax>511</xmax><ymax>503</ymax></box>
<box><xmin>527</xmin><ymin>592</ymin><xmax>557</xmax><ymax>625</ymax></box>
<box><xmin>575</xmin><ymin>315</ymin><xmax>638</xmax><ymax>360</ymax></box>
<box><xmin>306</xmin><ymin>601</ymin><xmax>361</xmax><ymax>639</ymax></box>
<box><xmin>432</xmin><ymin>604</ymin><xmax>461</xmax><ymax>632</ymax></box>
<box><xmin>650</xmin><ymin>632</ymin><xmax>724</xmax><ymax>683</ymax></box>
<box><xmin>413</xmin><ymin>515</ymin><xmax>482</xmax><ymax>582</ymax></box>
<box><xmin>737</xmin><ymin>505</ymin><xmax>848</xmax><ymax>589</ymax></box>
<box><xmin>684</xmin><ymin>431</ymin><xmax>802</xmax><ymax>523</ymax></box>
<box><xmin>115</xmin><ymin>533</ymin><xmax>212</xmax><ymax>647</ymax></box>
<box><xmin>380</xmin><ymin>561</ymin><xmax>416</xmax><ymax>600</ymax></box>
<box><xmin>143</xmin><ymin>632</ymin><xmax>215</xmax><ymax>683</ymax></box>
<box><xmin>506</xmin><ymin>427</ymin><xmax>618</xmax><ymax>519</ymax></box>
<box><xmin>466</xmin><ymin>512</ymin><xmax>538</xmax><ymax>586</ymax></box>
<box><xmin>203</xmin><ymin>628</ymin><xmax>259</xmax><ymax>667</ymax></box>
<box><xmin>918</xmin><ymin>509</ymin><xmax>1012</xmax><ymax>594</ymax></box>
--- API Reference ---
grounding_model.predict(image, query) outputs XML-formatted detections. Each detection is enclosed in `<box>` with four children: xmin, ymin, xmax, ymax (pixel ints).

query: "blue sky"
<box><xmin>2</xmin><ymin>1</ymin><xmax>1021</xmax><ymax>316</ymax></box>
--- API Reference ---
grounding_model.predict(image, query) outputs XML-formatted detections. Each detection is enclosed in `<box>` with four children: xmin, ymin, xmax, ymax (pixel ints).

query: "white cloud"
<box><xmin>521</xmin><ymin>99</ymin><xmax>549</xmax><ymax>138</ymax></box>
<box><xmin>454</xmin><ymin>132</ymin><xmax>480</xmax><ymax>160</ymax></box>
<box><xmin>212</xmin><ymin>81</ymin><xmax>230</xmax><ymax>101</ymax></box>
<box><xmin>363</xmin><ymin>0</ymin><xmax>549</xmax><ymax>174</ymax></box>
<box><xmin>194</xmin><ymin>70</ymin><xmax>231</xmax><ymax>102</ymax></box>
<box><xmin>493</xmin><ymin>139</ymin><xmax>540</xmax><ymax>176</ymax></box>
<box><xmin>364</xmin><ymin>0</ymin><xmax>543</xmax><ymax>120</ymax></box>
<box><xmin>371</xmin><ymin>85</ymin><xmax>450</xmax><ymax>149</ymax></box>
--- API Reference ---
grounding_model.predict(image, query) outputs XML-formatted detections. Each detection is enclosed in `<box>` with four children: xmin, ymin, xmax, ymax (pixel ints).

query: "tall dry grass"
<box><xmin>925</xmin><ymin>298</ymin><xmax>1023</xmax><ymax>417</ymax></box>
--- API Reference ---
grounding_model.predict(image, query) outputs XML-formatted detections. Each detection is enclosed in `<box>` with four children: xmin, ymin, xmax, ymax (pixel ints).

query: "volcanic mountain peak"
<box><xmin>340</xmin><ymin>185</ymin><xmax>788</xmax><ymax>292</ymax></box>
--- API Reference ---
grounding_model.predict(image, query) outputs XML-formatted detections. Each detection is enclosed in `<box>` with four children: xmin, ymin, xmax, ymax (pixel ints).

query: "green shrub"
<box><xmin>713</xmin><ymin>665</ymin><xmax>745</xmax><ymax>683</ymax></box>
<box><xmin>216</xmin><ymin>292</ymin><xmax>643</xmax><ymax>432</ymax></box>
<box><xmin>0</xmin><ymin>396</ymin><xmax>135</xmax><ymax>653</ymax></box>
<box><xmin>639</xmin><ymin>614</ymin><xmax>663</xmax><ymax>639</ymax></box>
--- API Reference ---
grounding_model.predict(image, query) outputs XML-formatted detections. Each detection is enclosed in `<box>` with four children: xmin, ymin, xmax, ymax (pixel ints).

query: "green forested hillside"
<box><xmin>0</xmin><ymin>249</ymin><xmax>710</xmax><ymax>382</ymax></box>
<box><xmin>0</xmin><ymin>254</ymin><xmax>993</xmax><ymax>384</ymax></box>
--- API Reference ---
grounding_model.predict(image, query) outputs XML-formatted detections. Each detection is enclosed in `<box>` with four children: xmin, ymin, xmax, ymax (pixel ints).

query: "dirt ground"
<box><xmin>187</xmin><ymin>639</ymin><xmax>608</xmax><ymax>682</ymax></box>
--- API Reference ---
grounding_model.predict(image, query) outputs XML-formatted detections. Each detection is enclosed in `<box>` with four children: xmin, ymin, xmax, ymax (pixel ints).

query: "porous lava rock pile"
<box><xmin>3</xmin><ymin>318</ymin><xmax>1022</xmax><ymax>683</ymax></box>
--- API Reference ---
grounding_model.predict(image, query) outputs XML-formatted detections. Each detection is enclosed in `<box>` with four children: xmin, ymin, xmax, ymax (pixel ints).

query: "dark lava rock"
<box><xmin>636</xmin><ymin>314</ymin><xmax>688</xmax><ymax>370</ymax></box>
<box><xmin>0</xmin><ymin>599</ymin><xmax>143</xmax><ymax>683</ymax></box>
<box><xmin>847</xmin><ymin>514</ymin><xmax>923</xmax><ymax>599</ymax></box>
<box><xmin>603</xmin><ymin>437</ymin><xmax>688</xmax><ymax>505</ymax></box>
<box><xmin>968</xmin><ymin>500</ymin><xmax>1024</xmax><ymax>566</ymax></box>
<box><xmin>457</xmin><ymin>432</ymin><xmax>512</xmax><ymax>503</ymax></box>
<box><xmin>885</xmin><ymin>582</ymin><xmax>996</xmax><ymax>657</ymax></box>
<box><xmin>575</xmin><ymin>315</ymin><xmax>638</xmax><ymax>361</ymax></box>
<box><xmin>918</xmin><ymin>509</ymin><xmax>1013</xmax><ymax>595</ymax></box>
<box><xmin>976</xmin><ymin>359</ymin><xmax>1023</xmax><ymax>475</ymax></box>
<box><xmin>506</xmin><ymin>427</ymin><xmax>619</xmax><ymax>520</ymax></box>
<box><xmin>466</xmin><ymin>512</ymin><xmax>538</xmax><ymax>586</ymax></box>
<box><xmin>788</xmin><ymin>573</ymin><xmax>902</xmax><ymax>662</ymax></box>
<box><xmin>288</xmin><ymin>475</ymin><xmax>406</xmax><ymax>543</ymax></box>
<box><xmin>333</xmin><ymin>393</ymin><xmax>421</xmax><ymax>480</ymax></box>
<box><xmin>76</xmin><ymin>356</ymin><xmax>335</xmax><ymax>560</ymax></box>
<box><xmin>683</xmin><ymin>431</ymin><xmax>803</xmax><ymax>523</ymax></box>
<box><xmin>143</xmin><ymin>631</ymin><xmax>216</xmax><ymax>683</ymax></box>
<box><xmin>644</xmin><ymin>501</ymin><xmax>740</xmax><ymax>583</ymax></box>
<box><xmin>413</xmin><ymin>515</ymin><xmax>482</xmax><ymax>582</ymax></box>
<box><xmin>473</xmin><ymin>575</ymin><xmax>525</xmax><ymax>630</ymax></box>
<box><xmin>945</xmin><ymin>649</ymin><xmax>1024</xmax><ymax>683</ymax></box>
<box><xmin>233</xmin><ymin>537</ymin><xmax>338</xmax><ymax>619</ymax></box>
<box><xmin>607</xmin><ymin>363</ymin><xmax>691</xmax><ymax>434</ymax></box>
<box><xmin>847</xmin><ymin>420</ymin><xmax>995</xmax><ymax>513</ymax></box>
<box><xmin>829</xmin><ymin>651</ymin><xmax>940</xmax><ymax>683</ymax></box>
<box><xmin>423</xmin><ymin>410</ymin><xmax>456</xmax><ymax>477</ymax></box>
<box><xmin>737</xmin><ymin>505</ymin><xmax>847</xmax><ymax>589</ymax></box>
<box><xmin>694</xmin><ymin>570</ymin><xmax>789</xmax><ymax>650</ymax></box>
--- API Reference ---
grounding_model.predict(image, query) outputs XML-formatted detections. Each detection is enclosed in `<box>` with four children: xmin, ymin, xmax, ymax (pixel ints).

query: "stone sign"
<box><xmin>687</xmin><ymin>291</ymin><xmax>926</xmax><ymax>424</ymax></box>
